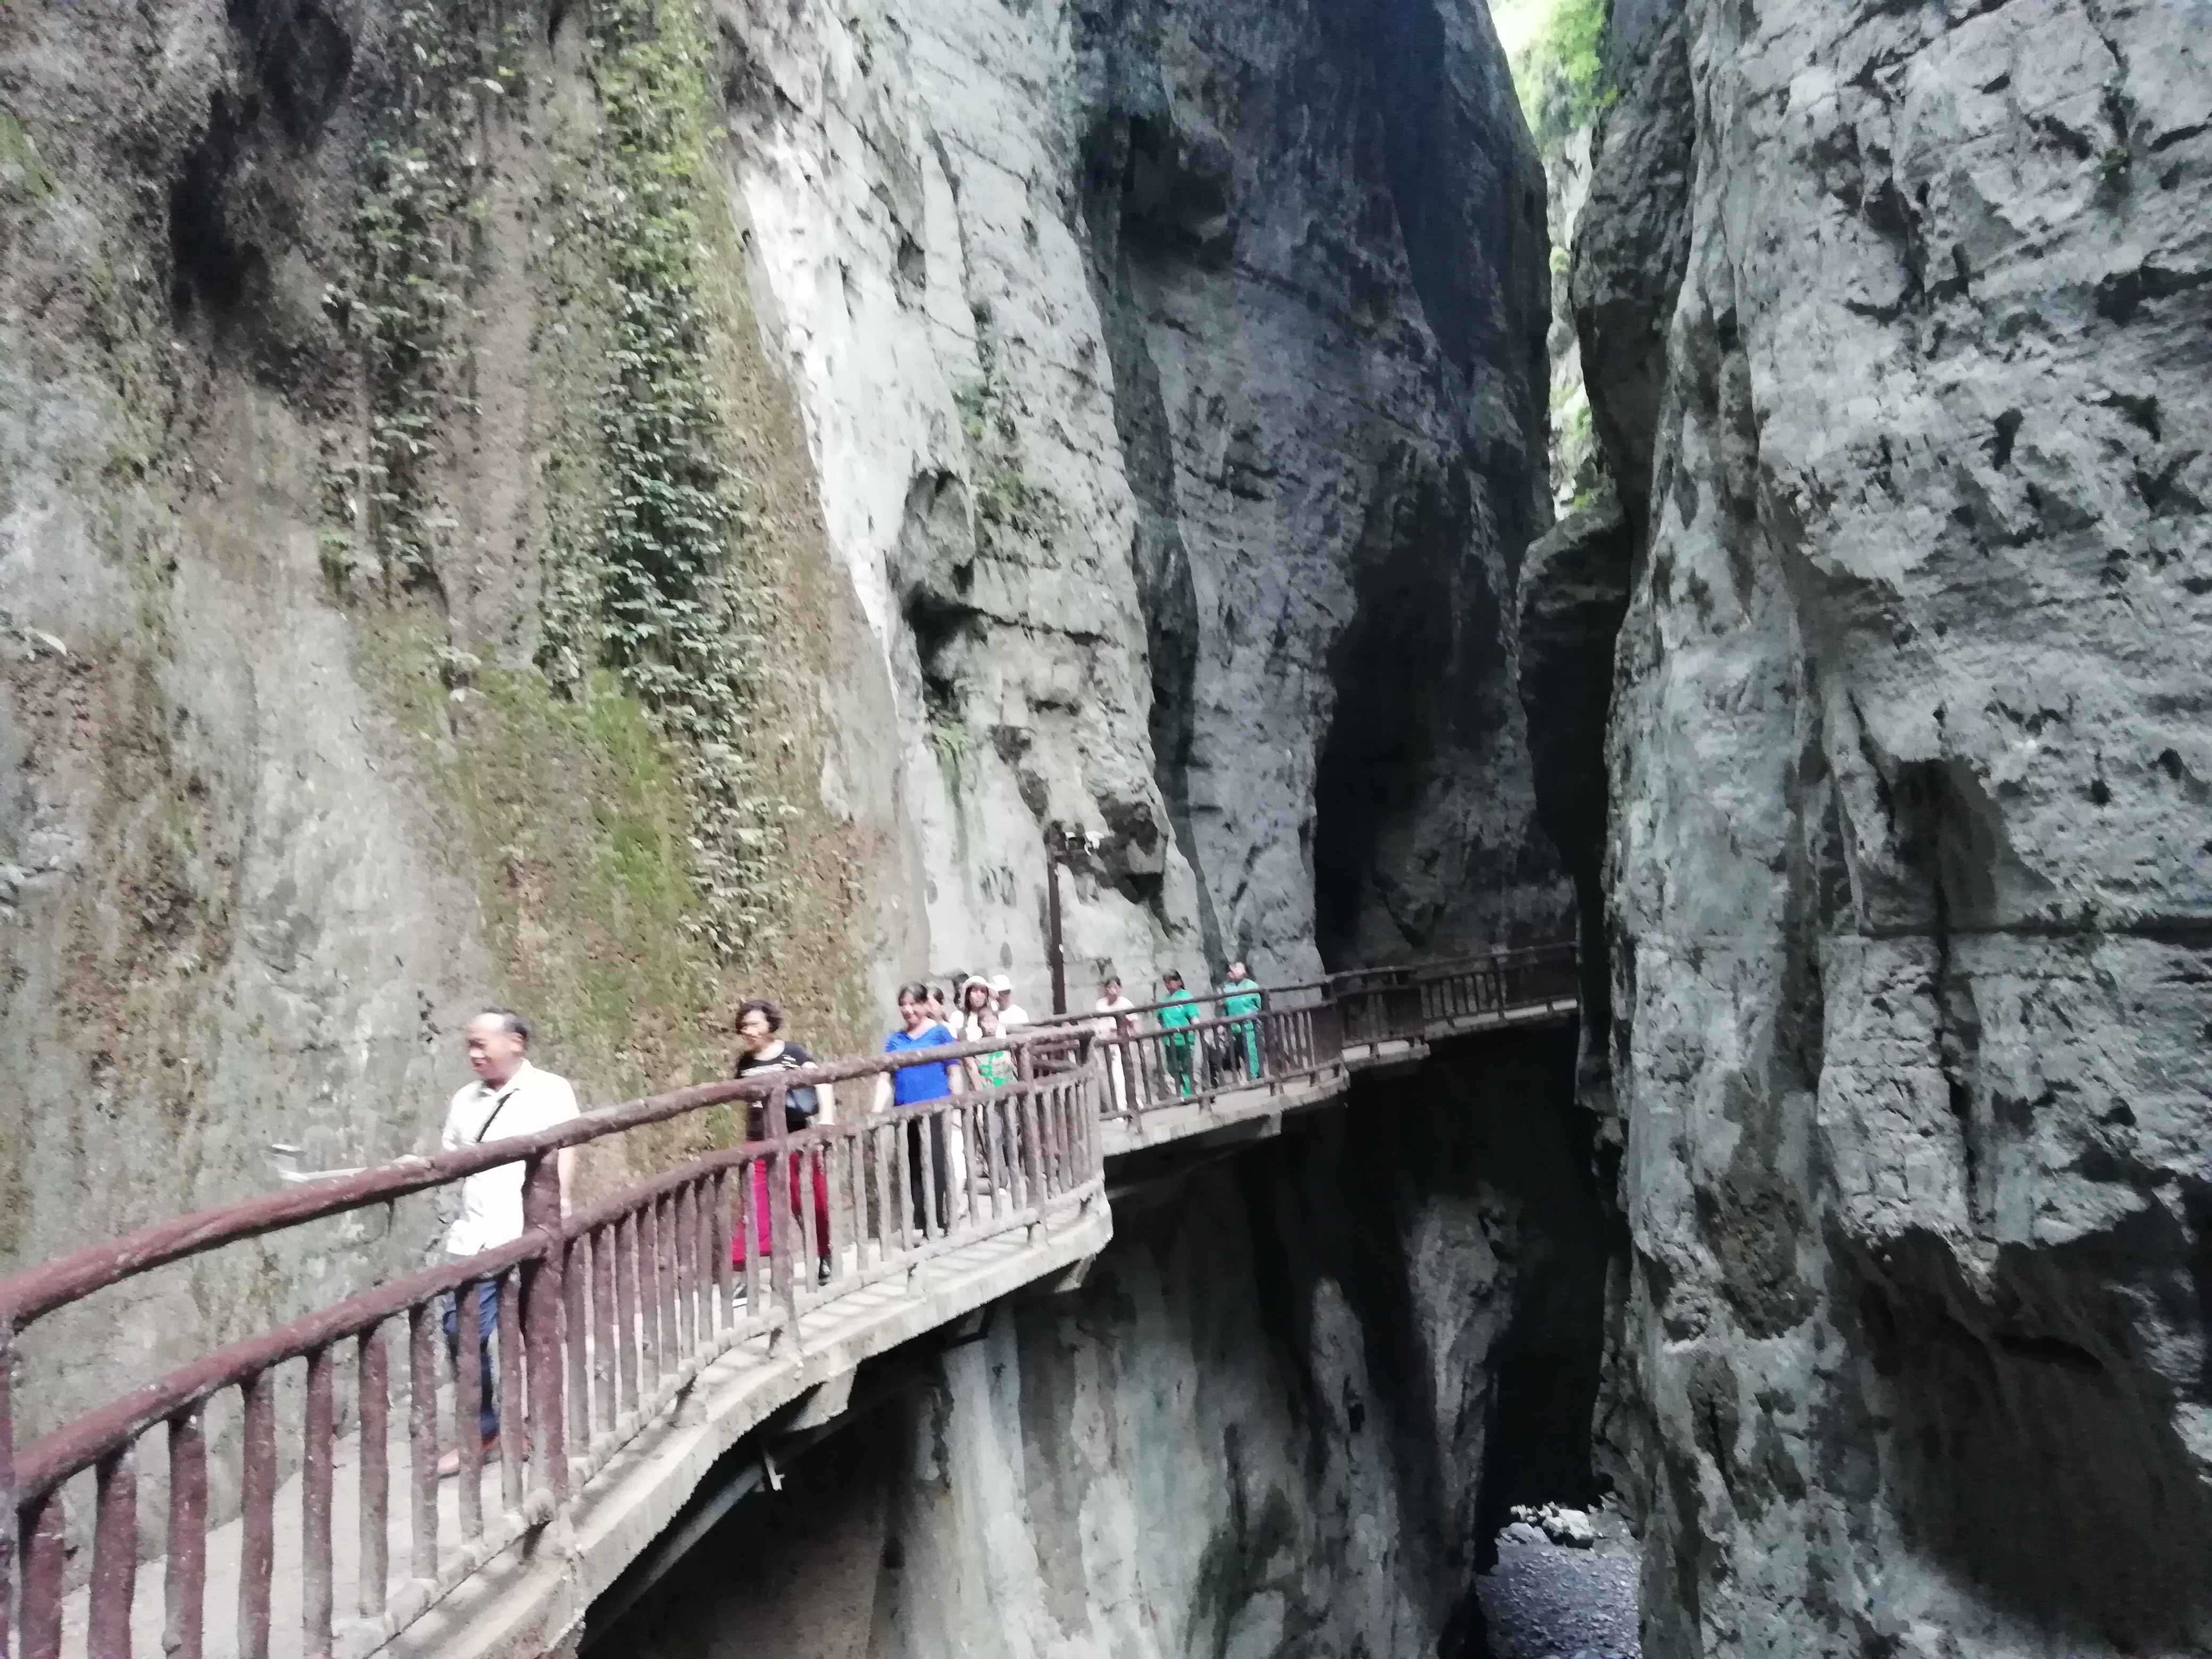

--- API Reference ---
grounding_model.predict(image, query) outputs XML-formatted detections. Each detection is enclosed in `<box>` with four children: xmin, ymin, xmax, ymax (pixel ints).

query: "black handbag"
<box><xmin>743</xmin><ymin>1058</ymin><xmax>819</xmax><ymax>1136</ymax></box>
<box><xmin>784</xmin><ymin>1082</ymin><xmax>820</xmax><ymax>1127</ymax></box>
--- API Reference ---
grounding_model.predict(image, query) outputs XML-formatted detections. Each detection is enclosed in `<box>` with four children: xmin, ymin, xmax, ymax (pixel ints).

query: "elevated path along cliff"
<box><xmin>0</xmin><ymin>945</ymin><xmax>1575</xmax><ymax>1659</ymax></box>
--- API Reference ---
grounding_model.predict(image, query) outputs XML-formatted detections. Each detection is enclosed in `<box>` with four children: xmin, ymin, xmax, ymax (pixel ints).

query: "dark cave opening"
<box><xmin>168</xmin><ymin>111</ymin><xmax>255</xmax><ymax>326</ymax></box>
<box><xmin>1311</xmin><ymin>467</ymin><xmax>1466</xmax><ymax>970</ymax></box>
<box><xmin>1438</xmin><ymin>1034</ymin><xmax>1616</xmax><ymax>1659</ymax></box>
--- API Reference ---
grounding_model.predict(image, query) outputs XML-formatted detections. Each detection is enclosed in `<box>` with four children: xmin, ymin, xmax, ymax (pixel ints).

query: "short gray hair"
<box><xmin>476</xmin><ymin>1007</ymin><xmax>532</xmax><ymax>1044</ymax></box>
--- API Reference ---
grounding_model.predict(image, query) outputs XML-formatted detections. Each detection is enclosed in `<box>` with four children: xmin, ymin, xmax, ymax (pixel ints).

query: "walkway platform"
<box><xmin>55</xmin><ymin>1203</ymin><xmax>1110</xmax><ymax>1659</ymax></box>
<box><xmin>4</xmin><ymin>942</ymin><xmax>1579</xmax><ymax>1659</ymax></box>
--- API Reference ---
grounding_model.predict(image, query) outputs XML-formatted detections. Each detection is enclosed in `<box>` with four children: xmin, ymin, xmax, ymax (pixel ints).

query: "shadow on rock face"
<box><xmin>1846</xmin><ymin>1226</ymin><xmax>2212</xmax><ymax>1648</ymax></box>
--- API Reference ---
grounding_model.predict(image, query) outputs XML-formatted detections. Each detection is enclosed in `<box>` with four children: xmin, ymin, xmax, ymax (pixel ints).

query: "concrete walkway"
<box><xmin>58</xmin><ymin>1203</ymin><xmax>1110</xmax><ymax>1659</ymax></box>
<box><xmin>43</xmin><ymin>989</ymin><xmax>1575</xmax><ymax>1659</ymax></box>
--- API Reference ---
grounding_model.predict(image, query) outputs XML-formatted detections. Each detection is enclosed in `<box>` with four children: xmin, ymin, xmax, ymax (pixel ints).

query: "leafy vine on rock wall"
<box><xmin>328</xmin><ymin>5</ymin><xmax>523</xmax><ymax>592</ymax></box>
<box><xmin>536</xmin><ymin>0</ymin><xmax>778</xmax><ymax>962</ymax></box>
<box><xmin>954</xmin><ymin>317</ymin><xmax>1064</xmax><ymax>559</ymax></box>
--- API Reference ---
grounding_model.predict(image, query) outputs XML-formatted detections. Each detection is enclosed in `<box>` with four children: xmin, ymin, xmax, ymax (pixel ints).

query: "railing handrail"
<box><xmin>1033</xmin><ymin>940</ymin><xmax>1574</xmax><ymax>1029</ymax></box>
<box><xmin>0</xmin><ymin>938</ymin><xmax>1573</xmax><ymax>1659</ymax></box>
<box><xmin>0</xmin><ymin>944</ymin><xmax>1574</xmax><ymax>1329</ymax></box>
<box><xmin>8</xmin><ymin>1072</ymin><xmax>1078</xmax><ymax>1509</ymax></box>
<box><xmin>0</xmin><ymin>1025</ymin><xmax>1088</xmax><ymax>1333</ymax></box>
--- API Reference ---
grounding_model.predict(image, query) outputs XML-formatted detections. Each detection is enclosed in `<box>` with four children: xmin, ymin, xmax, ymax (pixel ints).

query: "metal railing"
<box><xmin>1418</xmin><ymin>943</ymin><xmax>1579</xmax><ymax>1028</ymax></box>
<box><xmin>1092</xmin><ymin>998</ymin><xmax>1343</xmax><ymax>1130</ymax></box>
<box><xmin>0</xmin><ymin>1030</ymin><xmax>1101</xmax><ymax>1659</ymax></box>
<box><xmin>0</xmin><ymin>941</ymin><xmax>1574</xmax><ymax>1659</ymax></box>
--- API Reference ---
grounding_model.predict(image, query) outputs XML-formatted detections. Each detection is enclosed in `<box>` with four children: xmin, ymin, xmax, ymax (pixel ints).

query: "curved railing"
<box><xmin>0</xmin><ymin>942</ymin><xmax>1573</xmax><ymax>1659</ymax></box>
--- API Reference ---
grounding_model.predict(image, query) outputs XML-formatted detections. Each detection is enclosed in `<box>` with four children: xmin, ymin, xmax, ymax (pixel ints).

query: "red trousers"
<box><xmin>731</xmin><ymin>1154</ymin><xmax>831</xmax><ymax>1264</ymax></box>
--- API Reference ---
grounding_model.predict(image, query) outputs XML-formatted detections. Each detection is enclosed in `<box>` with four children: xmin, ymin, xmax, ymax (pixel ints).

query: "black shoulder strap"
<box><xmin>474</xmin><ymin>1082</ymin><xmax>521</xmax><ymax>1144</ymax></box>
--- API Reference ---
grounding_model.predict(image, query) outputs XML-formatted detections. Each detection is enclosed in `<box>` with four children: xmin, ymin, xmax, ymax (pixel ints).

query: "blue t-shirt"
<box><xmin>884</xmin><ymin>1024</ymin><xmax>957</xmax><ymax>1105</ymax></box>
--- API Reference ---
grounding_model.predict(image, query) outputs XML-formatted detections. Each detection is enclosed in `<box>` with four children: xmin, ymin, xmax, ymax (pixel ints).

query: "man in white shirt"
<box><xmin>991</xmin><ymin>974</ymin><xmax>1030</xmax><ymax>1030</ymax></box>
<box><xmin>438</xmin><ymin>1008</ymin><xmax>578</xmax><ymax>1473</ymax></box>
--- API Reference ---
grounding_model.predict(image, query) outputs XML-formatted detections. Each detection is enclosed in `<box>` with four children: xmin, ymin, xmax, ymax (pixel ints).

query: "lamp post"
<box><xmin>1043</xmin><ymin>823</ymin><xmax>1095</xmax><ymax>1017</ymax></box>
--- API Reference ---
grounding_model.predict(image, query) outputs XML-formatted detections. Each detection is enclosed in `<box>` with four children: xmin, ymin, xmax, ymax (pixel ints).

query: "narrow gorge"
<box><xmin>0</xmin><ymin>0</ymin><xmax>2206</xmax><ymax>1657</ymax></box>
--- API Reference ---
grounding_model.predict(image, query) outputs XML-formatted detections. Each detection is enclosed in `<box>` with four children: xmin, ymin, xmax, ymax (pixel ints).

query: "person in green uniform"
<box><xmin>1220</xmin><ymin>960</ymin><xmax>1264</xmax><ymax>1080</ymax></box>
<box><xmin>1157</xmin><ymin>969</ymin><xmax>1200</xmax><ymax>1097</ymax></box>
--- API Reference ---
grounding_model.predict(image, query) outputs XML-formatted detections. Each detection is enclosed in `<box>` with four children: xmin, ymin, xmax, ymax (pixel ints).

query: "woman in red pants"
<box><xmin>730</xmin><ymin>1000</ymin><xmax>834</xmax><ymax>1288</ymax></box>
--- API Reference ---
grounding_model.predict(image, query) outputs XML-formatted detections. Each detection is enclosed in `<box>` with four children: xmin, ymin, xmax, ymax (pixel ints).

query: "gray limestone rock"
<box><xmin>1</xmin><ymin>0</ymin><xmax>1573</xmax><ymax>1645</ymax></box>
<box><xmin>1574</xmin><ymin>0</ymin><xmax>2212</xmax><ymax>1652</ymax></box>
<box><xmin>729</xmin><ymin>0</ymin><xmax>1569</xmax><ymax>981</ymax></box>
<box><xmin>1565</xmin><ymin>0</ymin><xmax>1692</xmax><ymax>535</ymax></box>
<box><xmin>1517</xmin><ymin>481</ymin><xmax>1632</xmax><ymax>951</ymax></box>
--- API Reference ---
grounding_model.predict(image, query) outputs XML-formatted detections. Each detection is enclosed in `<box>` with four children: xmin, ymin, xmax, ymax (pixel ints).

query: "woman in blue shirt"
<box><xmin>874</xmin><ymin>982</ymin><xmax>961</xmax><ymax>1231</ymax></box>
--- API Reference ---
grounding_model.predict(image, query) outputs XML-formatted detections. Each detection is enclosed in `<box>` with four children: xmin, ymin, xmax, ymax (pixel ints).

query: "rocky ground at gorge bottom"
<box><xmin>1476</xmin><ymin>1504</ymin><xmax>1640</xmax><ymax>1659</ymax></box>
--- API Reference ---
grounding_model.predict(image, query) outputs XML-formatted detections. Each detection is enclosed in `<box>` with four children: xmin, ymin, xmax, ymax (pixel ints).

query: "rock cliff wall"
<box><xmin>1546</xmin><ymin>0</ymin><xmax>2212</xmax><ymax>1651</ymax></box>
<box><xmin>0</xmin><ymin>0</ymin><xmax>919</xmax><ymax>1439</ymax></box>
<box><xmin>0</xmin><ymin>0</ymin><xmax>1551</xmax><ymax>1390</ymax></box>
<box><xmin>0</xmin><ymin>0</ymin><xmax>1564</xmax><ymax>1639</ymax></box>
<box><xmin>725</xmin><ymin>0</ymin><xmax>1565</xmax><ymax>977</ymax></box>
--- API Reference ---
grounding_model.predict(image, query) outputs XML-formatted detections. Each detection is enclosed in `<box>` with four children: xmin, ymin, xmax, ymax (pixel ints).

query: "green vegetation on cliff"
<box><xmin>331</xmin><ymin>5</ymin><xmax>524</xmax><ymax>591</ymax></box>
<box><xmin>322</xmin><ymin>0</ymin><xmax>877</xmax><ymax>1107</ymax></box>
<box><xmin>1496</xmin><ymin>0</ymin><xmax>1608</xmax><ymax>150</ymax></box>
<box><xmin>539</xmin><ymin>0</ymin><xmax>780</xmax><ymax>966</ymax></box>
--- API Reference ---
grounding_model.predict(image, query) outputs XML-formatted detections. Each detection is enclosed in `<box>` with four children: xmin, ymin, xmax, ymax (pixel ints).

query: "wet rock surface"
<box><xmin>1477</xmin><ymin>1506</ymin><xmax>1641</xmax><ymax>1659</ymax></box>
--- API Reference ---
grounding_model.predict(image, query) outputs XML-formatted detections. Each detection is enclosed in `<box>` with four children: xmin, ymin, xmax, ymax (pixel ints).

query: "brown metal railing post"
<box><xmin>407</xmin><ymin>1305</ymin><xmax>438</xmax><ymax>1585</ymax></box>
<box><xmin>167</xmin><ymin>1409</ymin><xmax>207</xmax><ymax>1659</ymax></box>
<box><xmin>708</xmin><ymin>1169</ymin><xmax>732</xmax><ymax>1331</ymax></box>
<box><xmin>1015</xmin><ymin>1044</ymin><xmax>1040</xmax><ymax>1234</ymax></box>
<box><xmin>355</xmin><ymin>1333</ymin><xmax>386</xmax><ymax>1622</ymax></box>
<box><xmin>498</xmin><ymin>1270</ymin><xmax>526</xmax><ymax>1510</ymax></box>
<box><xmin>563</xmin><ymin>1240</ymin><xmax>590</xmax><ymax>1473</ymax></box>
<box><xmin>614</xmin><ymin>1213</ymin><xmax>640</xmax><ymax>1414</ymax></box>
<box><xmin>239</xmin><ymin>1370</ymin><xmax>275</xmax><ymax>1659</ymax></box>
<box><xmin>455</xmin><ymin>1279</ymin><xmax>484</xmax><ymax>1535</ymax></box>
<box><xmin>1076</xmin><ymin>1032</ymin><xmax>1098</xmax><ymax>1179</ymax></box>
<box><xmin>20</xmin><ymin>1486</ymin><xmax>62</xmax><ymax>1659</ymax></box>
<box><xmin>520</xmin><ymin>1154</ymin><xmax>568</xmax><ymax>1504</ymax></box>
<box><xmin>303</xmin><ymin>1343</ymin><xmax>336</xmax><ymax>1657</ymax></box>
<box><xmin>88</xmin><ymin>1445</ymin><xmax>136</xmax><ymax>1659</ymax></box>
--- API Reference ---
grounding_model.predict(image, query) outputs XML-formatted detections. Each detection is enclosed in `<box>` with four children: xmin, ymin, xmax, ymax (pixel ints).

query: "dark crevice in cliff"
<box><xmin>1313</xmin><ymin>461</ymin><xmax>1476</xmax><ymax>969</ymax></box>
<box><xmin>1070</xmin><ymin>0</ymin><xmax>1225</xmax><ymax>969</ymax></box>
<box><xmin>1236</xmin><ymin>1030</ymin><xmax>1613</xmax><ymax>1657</ymax></box>
<box><xmin>1839</xmin><ymin>1225</ymin><xmax>2212</xmax><ymax>1648</ymax></box>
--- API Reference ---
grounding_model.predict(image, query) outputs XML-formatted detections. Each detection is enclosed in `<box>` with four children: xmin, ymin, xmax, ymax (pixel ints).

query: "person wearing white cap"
<box><xmin>991</xmin><ymin>974</ymin><xmax>1030</xmax><ymax>1030</ymax></box>
<box><xmin>956</xmin><ymin>977</ymin><xmax>996</xmax><ymax>1042</ymax></box>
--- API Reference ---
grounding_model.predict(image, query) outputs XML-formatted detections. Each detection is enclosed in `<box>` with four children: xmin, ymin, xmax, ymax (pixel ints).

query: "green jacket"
<box><xmin>1220</xmin><ymin>979</ymin><xmax>1262</xmax><ymax>1020</ymax></box>
<box><xmin>1157</xmin><ymin>988</ymin><xmax>1200</xmax><ymax>1045</ymax></box>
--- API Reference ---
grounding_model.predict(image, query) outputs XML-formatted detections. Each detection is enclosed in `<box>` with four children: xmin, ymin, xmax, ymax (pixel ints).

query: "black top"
<box><xmin>736</xmin><ymin>1042</ymin><xmax>818</xmax><ymax>1137</ymax></box>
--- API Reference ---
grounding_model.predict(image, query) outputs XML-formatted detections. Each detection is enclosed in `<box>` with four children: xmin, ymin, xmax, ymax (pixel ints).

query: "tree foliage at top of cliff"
<box><xmin>1500</xmin><ymin>0</ymin><xmax>1608</xmax><ymax>149</ymax></box>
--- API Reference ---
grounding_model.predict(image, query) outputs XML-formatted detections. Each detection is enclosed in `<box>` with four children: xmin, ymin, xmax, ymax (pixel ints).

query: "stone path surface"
<box><xmin>1476</xmin><ymin>1507</ymin><xmax>1642</xmax><ymax>1659</ymax></box>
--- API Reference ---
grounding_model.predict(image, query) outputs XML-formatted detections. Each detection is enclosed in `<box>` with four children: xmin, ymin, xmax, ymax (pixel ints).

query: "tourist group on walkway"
<box><xmin>431</xmin><ymin>965</ymin><xmax>1266</xmax><ymax>1471</ymax></box>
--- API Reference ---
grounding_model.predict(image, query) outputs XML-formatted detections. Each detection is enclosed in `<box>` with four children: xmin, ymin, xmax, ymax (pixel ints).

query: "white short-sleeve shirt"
<box><xmin>440</xmin><ymin>1061</ymin><xmax>580</xmax><ymax>1257</ymax></box>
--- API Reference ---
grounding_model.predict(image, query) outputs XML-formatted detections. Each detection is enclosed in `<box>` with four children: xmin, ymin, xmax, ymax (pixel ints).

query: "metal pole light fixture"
<box><xmin>1043</xmin><ymin>823</ymin><xmax>1097</xmax><ymax>1017</ymax></box>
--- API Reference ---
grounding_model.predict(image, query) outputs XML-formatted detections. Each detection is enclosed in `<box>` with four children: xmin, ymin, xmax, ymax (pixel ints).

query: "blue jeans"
<box><xmin>442</xmin><ymin>1278</ymin><xmax>501</xmax><ymax>1442</ymax></box>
